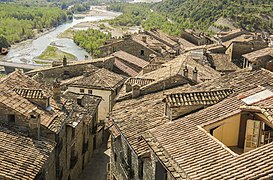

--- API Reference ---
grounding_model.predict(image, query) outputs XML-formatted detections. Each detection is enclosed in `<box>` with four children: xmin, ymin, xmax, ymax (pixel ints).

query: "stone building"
<box><xmin>108</xmin><ymin>54</ymin><xmax>221</xmax><ymax>180</ymax></box>
<box><xmin>215</xmin><ymin>29</ymin><xmax>250</xmax><ymax>43</ymax></box>
<box><xmin>181</xmin><ymin>29</ymin><xmax>213</xmax><ymax>46</ymax></box>
<box><xmin>26</xmin><ymin>58</ymin><xmax>102</xmax><ymax>85</ymax></box>
<box><xmin>109</xmin><ymin>68</ymin><xmax>273</xmax><ymax>180</ymax></box>
<box><xmin>116</xmin><ymin>52</ymin><xmax>221</xmax><ymax>101</ymax></box>
<box><xmin>143</xmin><ymin>69</ymin><xmax>273</xmax><ymax>179</ymax></box>
<box><xmin>0</xmin><ymin>126</ymin><xmax>56</xmax><ymax>180</ymax></box>
<box><xmin>62</xmin><ymin>91</ymin><xmax>102</xmax><ymax>180</ymax></box>
<box><xmin>99</xmin><ymin>30</ymin><xmax>180</xmax><ymax>61</ymax></box>
<box><xmin>61</xmin><ymin>68</ymin><xmax>126</xmax><ymax>121</ymax></box>
<box><xmin>92</xmin><ymin>50</ymin><xmax>149</xmax><ymax>77</ymax></box>
<box><xmin>225</xmin><ymin>40</ymin><xmax>268</xmax><ymax>67</ymax></box>
<box><xmin>242</xmin><ymin>47</ymin><xmax>273</xmax><ymax>70</ymax></box>
<box><xmin>0</xmin><ymin>71</ymin><xmax>102</xmax><ymax>180</ymax></box>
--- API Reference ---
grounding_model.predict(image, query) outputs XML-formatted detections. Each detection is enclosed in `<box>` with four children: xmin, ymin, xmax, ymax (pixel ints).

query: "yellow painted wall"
<box><xmin>204</xmin><ymin>113</ymin><xmax>241</xmax><ymax>147</ymax></box>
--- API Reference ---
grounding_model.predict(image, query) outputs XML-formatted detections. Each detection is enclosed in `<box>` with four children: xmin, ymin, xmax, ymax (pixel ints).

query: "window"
<box><xmin>88</xmin><ymin>89</ymin><xmax>92</xmax><ymax>94</ymax></box>
<box><xmin>80</xmin><ymin>89</ymin><xmax>84</xmax><ymax>93</ymax></box>
<box><xmin>8</xmin><ymin>114</ymin><xmax>15</xmax><ymax>123</ymax></box>
<box><xmin>72</xmin><ymin>128</ymin><xmax>75</xmax><ymax>140</ymax></box>
<box><xmin>140</xmin><ymin>50</ymin><xmax>144</xmax><ymax>56</ymax></box>
<box><xmin>64</xmin><ymin>70</ymin><xmax>70</xmax><ymax>76</ymax></box>
<box><xmin>114</xmin><ymin>152</ymin><xmax>117</xmax><ymax>162</ymax></box>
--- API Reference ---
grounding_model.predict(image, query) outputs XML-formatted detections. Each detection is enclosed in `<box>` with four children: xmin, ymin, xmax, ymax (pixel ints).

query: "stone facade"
<box><xmin>99</xmin><ymin>37</ymin><xmax>161</xmax><ymax>61</ymax></box>
<box><xmin>181</xmin><ymin>29</ymin><xmax>213</xmax><ymax>46</ymax></box>
<box><xmin>225</xmin><ymin>41</ymin><xmax>268</xmax><ymax>67</ymax></box>
<box><xmin>0</xmin><ymin>71</ymin><xmax>104</xmax><ymax>180</ymax></box>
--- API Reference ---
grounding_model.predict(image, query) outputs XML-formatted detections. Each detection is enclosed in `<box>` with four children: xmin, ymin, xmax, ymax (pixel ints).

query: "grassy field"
<box><xmin>58</xmin><ymin>29</ymin><xmax>75</xmax><ymax>39</ymax></box>
<box><xmin>37</xmin><ymin>45</ymin><xmax>77</xmax><ymax>61</ymax></box>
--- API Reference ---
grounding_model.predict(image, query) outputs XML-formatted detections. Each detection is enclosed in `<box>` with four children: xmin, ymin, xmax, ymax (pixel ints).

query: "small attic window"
<box><xmin>140</xmin><ymin>50</ymin><xmax>144</xmax><ymax>56</ymax></box>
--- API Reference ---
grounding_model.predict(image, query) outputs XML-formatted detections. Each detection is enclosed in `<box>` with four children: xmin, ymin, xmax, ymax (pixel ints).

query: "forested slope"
<box><xmin>0</xmin><ymin>4</ymin><xmax>67</xmax><ymax>46</ymax></box>
<box><xmin>154</xmin><ymin>0</ymin><xmax>273</xmax><ymax>32</ymax></box>
<box><xmin>108</xmin><ymin>0</ymin><xmax>273</xmax><ymax>35</ymax></box>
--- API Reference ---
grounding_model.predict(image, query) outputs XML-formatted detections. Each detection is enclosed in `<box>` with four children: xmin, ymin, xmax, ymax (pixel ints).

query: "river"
<box><xmin>0</xmin><ymin>7</ymin><xmax>121</xmax><ymax>64</ymax></box>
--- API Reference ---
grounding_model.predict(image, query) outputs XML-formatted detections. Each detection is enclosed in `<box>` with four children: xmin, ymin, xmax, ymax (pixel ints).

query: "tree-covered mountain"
<box><xmin>108</xmin><ymin>0</ymin><xmax>273</xmax><ymax>35</ymax></box>
<box><xmin>153</xmin><ymin>0</ymin><xmax>273</xmax><ymax>33</ymax></box>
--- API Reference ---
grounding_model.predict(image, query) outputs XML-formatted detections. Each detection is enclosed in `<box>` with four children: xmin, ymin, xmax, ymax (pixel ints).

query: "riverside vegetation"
<box><xmin>0</xmin><ymin>1</ymin><xmax>91</xmax><ymax>48</ymax></box>
<box><xmin>73</xmin><ymin>29</ymin><xmax>111</xmax><ymax>57</ymax></box>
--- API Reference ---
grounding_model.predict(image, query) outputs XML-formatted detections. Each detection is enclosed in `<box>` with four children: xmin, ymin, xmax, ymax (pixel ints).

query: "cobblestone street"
<box><xmin>79</xmin><ymin>141</ymin><xmax>110</xmax><ymax>180</ymax></box>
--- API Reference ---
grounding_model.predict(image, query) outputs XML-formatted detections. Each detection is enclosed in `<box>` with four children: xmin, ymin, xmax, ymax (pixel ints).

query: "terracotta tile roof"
<box><xmin>0</xmin><ymin>127</ymin><xmax>55</xmax><ymax>180</ymax></box>
<box><xmin>125</xmin><ymin>78</ymin><xmax>154</xmax><ymax>86</ymax></box>
<box><xmin>142</xmin><ymin>71</ymin><xmax>273</xmax><ymax>179</ymax></box>
<box><xmin>112</xmin><ymin>50</ymin><xmax>149</xmax><ymax>68</ymax></box>
<box><xmin>63</xmin><ymin>92</ymin><xmax>102</xmax><ymax>127</ymax></box>
<box><xmin>242</xmin><ymin>47</ymin><xmax>273</xmax><ymax>62</ymax></box>
<box><xmin>116</xmin><ymin>53</ymin><xmax>221</xmax><ymax>101</ymax></box>
<box><xmin>111</xmin><ymin>68</ymin><xmax>273</xmax><ymax>178</ymax></box>
<box><xmin>132</xmin><ymin>34</ymin><xmax>172</xmax><ymax>55</ymax></box>
<box><xmin>165</xmin><ymin>89</ymin><xmax>234</xmax><ymax>108</ymax></box>
<box><xmin>146</xmin><ymin>30</ymin><xmax>178</xmax><ymax>47</ymax></box>
<box><xmin>209</xmin><ymin>53</ymin><xmax>240</xmax><ymax>72</ymax></box>
<box><xmin>14</xmin><ymin>88</ymin><xmax>49</xmax><ymax>99</ymax></box>
<box><xmin>111</xmin><ymin>85</ymin><xmax>189</xmax><ymax>156</ymax></box>
<box><xmin>179</xmin><ymin>38</ymin><xmax>196</xmax><ymax>49</ymax></box>
<box><xmin>66</xmin><ymin>68</ymin><xmax>125</xmax><ymax>90</ymax></box>
<box><xmin>108</xmin><ymin>119</ymin><xmax>120</xmax><ymax>139</ymax></box>
<box><xmin>0</xmin><ymin>71</ymin><xmax>64</xmax><ymax>133</ymax></box>
<box><xmin>114</xmin><ymin>59</ymin><xmax>139</xmax><ymax>77</ymax></box>
<box><xmin>26</xmin><ymin>59</ymin><xmax>101</xmax><ymax>74</ymax></box>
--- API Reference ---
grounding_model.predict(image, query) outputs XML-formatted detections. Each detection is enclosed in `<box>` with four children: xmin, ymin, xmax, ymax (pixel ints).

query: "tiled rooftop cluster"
<box><xmin>0</xmin><ymin>127</ymin><xmax>55</xmax><ymax>180</ymax></box>
<box><xmin>165</xmin><ymin>89</ymin><xmax>234</xmax><ymax>107</ymax></box>
<box><xmin>110</xmin><ymin>67</ymin><xmax>273</xmax><ymax>179</ymax></box>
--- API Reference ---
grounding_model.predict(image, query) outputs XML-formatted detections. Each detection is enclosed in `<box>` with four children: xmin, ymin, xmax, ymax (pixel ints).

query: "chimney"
<box><xmin>77</xmin><ymin>95</ymin><xmax>84</xmax><ymax>107</ymax></box>
<box><xmin>132</xmin><ymin>83</ymin><xmax>141</xmax><ymax>98</ymax></box>
<box><xmin>193</xmin><ymin>67</ymin><xmax>198</xmax><ymax>82</ymax></box>
<box><xmin>183</xmin><ymin>66</ymin><xmax>188</xmax><ymax>78</ymax></box>
<box><xmin>29</xmin><ymin>109</ymin><xmax>41</xmax><ymax>140</ymax></box>
<box><xmin>149</xmin><ymin>54</ymin><xmax>156</xmax><ymax>61</ymax></box>
<box><xmin>142</xmin><ymin>36</ymin><xmax>147</xmax><ymax>43</ymax></box>
<box><xmin>53</xmin><ymin>79</ymin><xmax>61</xmax><ymax>103</ymax></box>
<box><xmin>63</xmin><ymin>56</ymin><xmax>67</xmax><ymax>66</ymax></box>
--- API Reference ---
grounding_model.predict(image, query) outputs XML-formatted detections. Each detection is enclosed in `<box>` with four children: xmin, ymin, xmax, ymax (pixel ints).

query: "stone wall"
<box><xmin>226</xmin><ymin>41</ymin><xmax>268</xmax><ymax>67</ymax></box>
<box><xmin>99</xmin><ymin>39</ymin><xmax>161</xmax><ymax>61</ymax></box>
<box><xmin>110</xmin><ymin>133</ymin><xmax>156</xmax><ymax>180</ymax></box>
<box><xmin>26</xmin><ymin>62</ymin><xmax>98</xmax><ymax>85</ymax></box>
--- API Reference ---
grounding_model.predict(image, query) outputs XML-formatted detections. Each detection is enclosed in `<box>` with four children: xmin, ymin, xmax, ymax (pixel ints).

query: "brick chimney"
<box><xmin>183</xmin><ymin>66</ymin><xmax>188</xmax><ymax>78</ymax></box>
<box><xmin>132</xmin><ymin>83</ymin><xmax>141</xmax><ymax>98</ymax></box>
<box><xmin>63</xmin><ymin>55</ymin><xmax>67</xmax><ymax>66</ymax></box>
<box><xmin>29</xmin><ymin>109</ymin><xmax>41</xmax><ymax>140</ymax></box>
<box><xmin>193</xmin><ymin>67</ymin><xmax>198</xmax><ymax>82</ymax></box>
<box><xmin>53</xmin><ymin>79</ymin><xmax>61</xmax><ymax>103</ymax></box>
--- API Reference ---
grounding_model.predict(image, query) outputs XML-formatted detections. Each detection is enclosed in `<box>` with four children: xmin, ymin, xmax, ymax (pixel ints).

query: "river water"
<box><xmin>0</xmin><ymin>8</ymin><xmax>121</xmax><ymax>64</ymax></box>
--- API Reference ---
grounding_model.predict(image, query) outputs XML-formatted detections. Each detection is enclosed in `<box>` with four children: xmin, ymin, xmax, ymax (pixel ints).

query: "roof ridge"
<box><xmin>94</xmin><ymin>69</ymin><xmax>115</xmax><ymax>91</ymax></box>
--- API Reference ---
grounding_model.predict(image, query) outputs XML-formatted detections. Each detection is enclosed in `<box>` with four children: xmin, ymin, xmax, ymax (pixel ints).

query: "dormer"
<box><xmin>163</xmin><ymin>89</ymin><xmax>234</xmax><ymax>121</ymax></box>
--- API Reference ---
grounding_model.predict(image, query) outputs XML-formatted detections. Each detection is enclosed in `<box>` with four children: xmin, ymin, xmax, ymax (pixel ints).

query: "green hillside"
<box><xmin>154</xmin><ymin>0</ymin><xmax>273</xmax><ymax>33</ymax></box>
<box><xmin>108</xmin><ymin>0</ymin><xmax>273</xmax><ymax>35</ymax></box>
